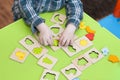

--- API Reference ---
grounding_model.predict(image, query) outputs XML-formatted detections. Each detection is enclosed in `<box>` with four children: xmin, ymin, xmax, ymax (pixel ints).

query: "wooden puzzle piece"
<box><xmin>86</xmin><ymin>26</ymin><xmax>96</xmax><ymax>34</ymax></box>
<box><xmin>38</xmin><ymin>54</ymin><xmax>57</xmax><ymax>69</ymax></box>
<box><xmin>61</xmin><ymin>64</ymin><xmax>82</xmax><ymax>80</ymax></box>
<box><xmin>72</xmin><ymin>54</ymin><xmax>92</xmax><ymax>71</ymax></box>
<box><xmin>108</xmin><ymin>55</ymin><xmax>120</xmax><ymax>63</ymax></box>
<box><xmin>75</xmin><ymin>36</ymin><xmax>93</xmax><ymax>50</ymax></box>
<box><xmin>40</xmin><ymin>69</ymin><xmax>59</xmax><ymax>80</ymax></box>
<box><xmin>101</xmin><ymin>47</ymin><xmax>109</xmax><ymax>56</ymax></box>
<box><xmin>51</xmin><ymin>13</ymin><xmax>66</xmax><ymax>24</ymax></box>
<box><xmin>79</xmin><ymin>22</ymin><xmax>86</xmax><ymax>29</ymax></box>
<box><xmin>62</xmin><ymin>43</ymin><xmax>82</xmax><ymax>57</ymax></box>
<box><xmin>19</xmin><ymin>35</ymin><xmax>48</xmax><ymax>59</ymax></box>
<box><xmin>85</xmin><ymin>33</ymin><xmax>95</xmax><ymax>41</ymax></box>
<box><xmin>51</xmin><ymin>36</ymin><xmax>61</xmax><ymax>51</ymax></box>
<box><xmin>72</xmin><ymin>77</ymin><xmax>80</xmax><ymax>80</ymax></box>
<box><xmin>49</xmin><ymin>24</ymin><xmax>64</xmax><ymax>37</ymax></box>
<box><xmin>10</xmin><ymin>48</ymin><xmax>29</xmax><ymax>63</ymax></box>
<box><xmin>84</xmin><ymin>48</ymin><xmax>104</xmax><ymax>63</ymax></box>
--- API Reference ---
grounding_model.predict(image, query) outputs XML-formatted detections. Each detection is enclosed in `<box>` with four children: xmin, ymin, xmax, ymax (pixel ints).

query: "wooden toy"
<box><xmin>40</xmin><ymin>69</ymin><xmax>59</xmax><ymax>80</ymax></box>
<box><xmin>86</xmin><ymin>26</ymin><xmax>96</xmax><ymax>34</ymax></box>
<box><xmin>108</xmin><ymin>55</ymin><xmax>120</xmax><ymax>63</ymax></box>
<box><xmin>79</xmin><ymin>22</ymin><xmax>86</xmax><ymax>29</ymax></box>
<box><xmin>38</xmin><ymin>54</ymin><xmax>57</xmax><ymax>69</ymax></box>
<box><xmin>49</xmin><ymin>24</ymin><xmax>64</xmax><ymax>37</ymax></box>
<box><xmin>72</xmin><ymin>54</ymin><xmax>92</xmax><ymax>71</ymax></box>
<box><xmin>51</xmin><ymin>36</ymin><xmax>61</xmax><ymax>51</ymax></box>
<box><xmin>85</xmin><ymin>33</ymin><xmax>95</xmax><ymax>41</ymax></box>
<box><xmin>75</xmin><ymin>36</ymin><xmax>93</xmax><ymax>50</ymax></box>
<box><xmin>51</xmin><ymin>12</ymin><xmax>66</xmax><ymax>24</ymax></box>
<box><xmin>62</xmin><ymin>43</ymin><xmax>82</xmax><ymax>57</ymax></box>
<box><xmin>84</xmin><ymin>48</ymin><xmax>104</xmax><ymax>63</ymax></box>
<box><xmin>101</xmin><ymin>47</ymin><xmax>109</xmax><ymax>56</ymax></box>
<box><xmin>61</xmin><ymin>64</ymin><xmax>82</xmax><ymax>80</ymax></box>
<box><xmin>10</xmin><ymin>48</ymin><xmax>29</xmax><ymax>63</ymax></box>
<box><xmin>19</xmin><ymin>35</ymin><xmax>48</xmax><ymax>59</ymax></box>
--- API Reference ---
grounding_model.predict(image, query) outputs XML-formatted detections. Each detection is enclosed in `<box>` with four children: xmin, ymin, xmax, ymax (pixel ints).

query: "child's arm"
<box><xmin>65</xmin><ymin>0</ymin><xmax>83</xmax><ymax>28</ymax></box>
<box><xmin>18</xmin><ymin>0</ymin><xmax>44</xmax><ymax>33</ymax></box>
<box><xmin>59</xmin><ymin>0</ymin><xmax>83</xmax><ymax>46</ymax></box>
<box><xmin>19</xmin><ymin>0</ymin><xmax>53</xmax><ymax>45</ymax></box>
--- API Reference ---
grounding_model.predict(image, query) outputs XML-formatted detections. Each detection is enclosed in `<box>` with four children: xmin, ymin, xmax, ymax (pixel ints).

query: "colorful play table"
<box><xmin>0</xmin><ymin>8</ymin><xmax>120</xmax><ymax>80</ymax></box>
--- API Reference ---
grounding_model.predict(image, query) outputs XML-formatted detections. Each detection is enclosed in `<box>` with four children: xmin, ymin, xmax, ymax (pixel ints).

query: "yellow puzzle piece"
<box><xmin>15</xmin><ymin>51</ymin><xmax>26</xmax><ymax>60</ymax></box>
<box><xmin>79</xmin><ymin>22</ymin><xmax>86</xmax><ymax>29</ymax></box>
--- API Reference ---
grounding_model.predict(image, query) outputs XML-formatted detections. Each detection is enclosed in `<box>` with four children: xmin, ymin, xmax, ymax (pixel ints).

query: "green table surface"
<box><xmin>0</xmin><ymin>8</ymin><xmax>120</xmax><ymax>80</ymax></box>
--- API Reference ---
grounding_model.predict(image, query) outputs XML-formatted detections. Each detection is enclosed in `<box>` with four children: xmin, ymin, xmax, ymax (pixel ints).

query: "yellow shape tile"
<box><xmin>79</xmin><ymin>22</ymin><xmax>86</xmax><ymax>29</ymax></box>
<box><xmin>15</xmin><ymin>51</ymin><xmax>26</xmax><ymax>60</ymax></box>
<box><xmin>80</xmin><ymin>40</ymin><xmax>88</xmax><ymax>46</ymax></box>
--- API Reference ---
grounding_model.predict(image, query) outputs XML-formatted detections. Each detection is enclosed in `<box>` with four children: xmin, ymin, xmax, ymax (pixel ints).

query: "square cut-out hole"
<box><xmin>25</xmin><ymin>38</ymin><xmax>34</xmax><ymax>45</ymax></box>
<box><xmin>89</xmin><ymin>51</ymin><xmax>99</xmax><ymax>59</ymax></box>
<box><xmin>51</xmin><ymin>27</ymin><xmax>60</xmax><ymax>34</ymax></box>
<box><xmin>78</xmin><ymin>57</ymin><xmax>88</xmax><ymax>66</ymax></box>
<box><xmin>43</xmin><ymin>72</ymin><xmax>56</xmax><ymax>80</ymax></box>
<box><xmin>68</xmin><ymin>45</ymin><xmax>76</xmax><ymax>52</ymax></box>
<box><xmin>65</xmin><ymin>68</ymin><xmax>77</xmax><ymax>75</ymax></box>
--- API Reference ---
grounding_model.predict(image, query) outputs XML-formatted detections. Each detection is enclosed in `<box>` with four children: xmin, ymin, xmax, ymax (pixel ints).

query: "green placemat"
<box><xmin>0</xmin><ymin>8</ymin><xmax>120</xmax><ymax>80</ymax></box>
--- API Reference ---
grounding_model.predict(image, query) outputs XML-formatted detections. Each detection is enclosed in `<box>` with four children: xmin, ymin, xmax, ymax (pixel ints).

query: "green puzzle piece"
<box><xmin>43</xmin><ymin>57</ymin><xmax>53</xmax><ymax>64</ymax></box>
<box><xmin>53</xmin><ymin>39</ymin><xmax>59</xmax><ymax>46</ymax></box>
<box><xmin>33</xmin><ymin>47</ymin><xmax>43</xmax><ymax>54</ymax></box>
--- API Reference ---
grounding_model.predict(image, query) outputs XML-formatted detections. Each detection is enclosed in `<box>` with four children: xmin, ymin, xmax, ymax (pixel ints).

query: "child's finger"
<box><xmin>43</xmin><ymin>39</ymin><xmax>48</xmax><ymax>46</ymax></box>
<box><xmin>47</xmin><ymin>38</ymin><xmax>52</xmax><ymax>46</ymax></box>
<box><xmin>64</xmin><ymin>39</ymin><xmax>70</xmax><ymax>47</ymax></box>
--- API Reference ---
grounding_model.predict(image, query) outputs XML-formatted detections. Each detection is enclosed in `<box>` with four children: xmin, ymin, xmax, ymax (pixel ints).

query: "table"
<box><xmin>0</xmin><ymin>8</ymin><xmax>120</xmax><ymax>80</ymax></box>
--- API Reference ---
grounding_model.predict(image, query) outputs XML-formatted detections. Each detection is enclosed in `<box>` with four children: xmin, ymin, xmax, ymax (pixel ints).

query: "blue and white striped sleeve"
<box><xmin>65</xmin><ymin>0</ymin><xmax>83</xmax><ymax>28</ymax></box>
<box><xmin>19</xmin><ymin>0</ymin><xmax>44</xmax><ymax>33</ymax></box>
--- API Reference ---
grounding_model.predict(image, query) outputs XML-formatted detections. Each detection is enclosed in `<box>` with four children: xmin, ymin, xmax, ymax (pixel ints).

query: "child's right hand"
<box><xmin>36</xmin><ymin>23</ymin><xmax>53</xmax><ymax>46</ymax></box>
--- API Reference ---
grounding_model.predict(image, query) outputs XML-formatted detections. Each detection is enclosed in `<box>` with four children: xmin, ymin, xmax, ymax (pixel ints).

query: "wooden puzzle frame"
<box><xmin>51</xmin><ymin>13</ymin><xmax>66</xmax><ymax>24</ymax></box>
<box><xmin>61</xmin><ymin>64</ymin><xmax>82</xmax><ymax>80</ymax></box>
<box><xmin>84</xmin><ymin>48</ymin><xmax>104</xmax><ymax>63</ymax></box>
<box><xmin>10</xmin><ymin>48</ymin><xmax>29</xmax><ymax>63</ymax></box>
<box><xmin>38</xmin><ymin>54</ymin><xmax>57</xmax><ymax>69</ymax></box>
<box><xmin>75</xmin><ymin>36</ymin><xmax>93</xmax><ymax>50</ymax></box>
<box><xmin>49</xmin><ymin>24</ymin><xmax>64</xmax><ymax>37</ymax></box>
<box><xmin>19</xmin><ymin>35</ymin><xmax>48</xmax><ymax>59</ymax></box>
<box><xmin>62</xmin><ymin>43</ymin><xmax>82</xmax><ymax>57</ymax></box>
<box><xmin>72</xmin><ymin>54</ymin><xmax>92</xmax><ymax>71</ymax></box>
<box><xmin>40</xmin><ymin>69</ymin><xmax>59</xmax><ymax>80</ymax></box>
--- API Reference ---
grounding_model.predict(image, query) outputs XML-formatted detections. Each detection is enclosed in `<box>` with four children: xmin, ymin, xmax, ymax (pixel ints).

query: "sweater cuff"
<box><xmin>66</xmin><ymin>18</ymin><xmax>80</xmax><ymax>28</ymax></box>
<box><xmin>31</xmin><ymin>16</ymin><xmax>45</xmax><ymax>33</ymax></box>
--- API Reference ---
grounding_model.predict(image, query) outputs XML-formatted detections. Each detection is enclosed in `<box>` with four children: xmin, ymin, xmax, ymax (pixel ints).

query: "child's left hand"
<box><xmin>59</xmin><ymin>23</ymin><xmax>76</xmax><ymax>46</ymax></box>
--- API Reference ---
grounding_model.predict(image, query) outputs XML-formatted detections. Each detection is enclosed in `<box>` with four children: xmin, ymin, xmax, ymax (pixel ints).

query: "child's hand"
<box><xmin>37</xmin><ymin>23</ymin><xmax>53</xmax><ymax>46</ymax></box>
<box><xmin>59</xmin><ymin>23</ymin><xmax>76</xmax><ymax>46</ymax></box>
